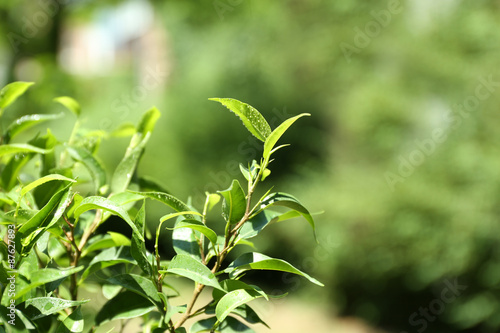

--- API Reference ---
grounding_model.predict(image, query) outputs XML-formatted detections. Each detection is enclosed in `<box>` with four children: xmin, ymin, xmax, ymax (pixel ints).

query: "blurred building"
<box><xmin>58</xmin><ymin>0</ymin><xmax>171</xmax><ymax>87</ymax></box>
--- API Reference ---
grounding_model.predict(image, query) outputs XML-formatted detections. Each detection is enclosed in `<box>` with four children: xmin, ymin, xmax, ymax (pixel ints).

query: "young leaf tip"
<box><xmin>209</xmin><ymin>98</ymin><xmax>271</xmax><ymax>142</ymax></box>
<box><xmin>54</xmin><ymin>96</ymin><xmax>81</xmax><ymax>117</ymax></box>
<box><xmin>0</xmin><ymin>81</ymin><xmax>35</xmax><ymax>113</ymax></box>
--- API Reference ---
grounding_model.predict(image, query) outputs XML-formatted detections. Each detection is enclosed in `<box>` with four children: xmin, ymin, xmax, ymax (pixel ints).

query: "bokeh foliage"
<box><xmin>1</xmin><ymin>1</ymin><xmax>500</xmax><ymax>332</ymax></box>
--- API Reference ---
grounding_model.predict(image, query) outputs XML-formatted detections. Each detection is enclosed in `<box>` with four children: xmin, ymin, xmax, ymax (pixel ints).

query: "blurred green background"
<box><xmin>1</xmin><ymin>0</ymin><xmax>500</xmax><ymax>332</ymax></box>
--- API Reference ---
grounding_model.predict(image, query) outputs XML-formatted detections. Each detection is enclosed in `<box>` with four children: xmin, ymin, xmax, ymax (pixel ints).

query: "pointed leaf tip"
<box><xmin>218</xmin><ymin>179</ymin><xmax>246</xmax><ymax>224</ymax></box>
<box><xmin>54</xmin><ymin>96</ymin><xmax>81</xmax><ymax>117</ymax></box>
<box><xmin>74</xmin><ymin>196</ymin><xmax>143</xmax><ymax>241</ymax></box>
<box><xmin>210</xmin><ymin>98</ymin><xmax>271</xmax><ymax>142</ymax></box>
<box><xmin>263</xmin><ymin>113</ymin><xmax>310</xmax><ymax>160</ymax></box>
<box><xmin>0</xmin><ymin>81</ymin><xmax>34</xmax><ymax>113</ymax></box>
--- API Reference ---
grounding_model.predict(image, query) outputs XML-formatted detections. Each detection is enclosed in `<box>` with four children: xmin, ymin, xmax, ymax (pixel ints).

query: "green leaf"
<box><xmin>66</xmin><ymin>193</ymin><xmax>83</xmax><ymax>218</ymax></box>
<box><xmin>206</xmin><ymin>301</ymin><xmax>268</xmax><ymax>329</ymax></box>
<box><xmin>111</xmin><ymin>122</ymin><xmax>136</xmax><ymax>137</ymax></box>
<box><xmin>0</xmin><ymin>305</ymin><xmax>33</xmax><ymax>331</ymax></box>
<box><xmin>137</xmin><ymin>106</ymin><xmax>161</xmax><ymax>136</ymax></box>
<box><xmin>160</xmin><ymin>211</ymin><xmax>204</xmax><ymax>260</ymax></box>
<box><xmin>225</xmin><ymin>305</ymin><xmax>268</xmax><ymax>329</ymax></box>
<box><xmin>195</xmin><ymin>314</ymin><xmax>260</xmax><ymax>332</ymax></box>
<box><xmin>164</xmin><ymin>304</ymin><xmax>186</xmax><ymax>324</ymax></box>
<box><xmin>0</xmin><ymin>261</ymin><xmax>10</xmax><ymax>285</ymax></box>
<box><xmin>129</xmin><ymin>191</ymin><xmax>198</xmax><ymax>219</ymax></box>
<box><xmin>32</xmin><ymin>169</ymin><xmax>73</xmax><ymax>208</ymax></box>
<box><xmin>160</xmin><ymin>211</ymin><xmax>203</xmax><ymax>223</ymax></box>
<box><xmin>108</xmin><ymin>191</ymin><xmax>145</xmax><ymax>205</ymax></box>
<box><xmin>20</xmin><ymin>174</ymin><xmax>75</xmax><ymax>197</ymax></box>
<box><xmin>0</xmin><ymin>144</ymin><xmax>51</xmax><ymax>157</ymax></box>
<box><xmin>3</xmin><ymin>113</ymin><xmax>64</xmax><ymax>143</ymax></box>
<box><xmin>215</xmin><ymin>289</ymin><xmax>264</xmax><ymax>324</ymax></box>
<box><xmin>55</xmin><ymin>306</ymin><xmax>84</xmax><ymax>333</ymax></box>
<box><xmin>172</xmin><ymin>222</ymin><xmax>201</xmax><ymax>260</ymax></box>
<box><xmin>137</xmin><ymin>175</ymin><xmax>170</xmax><ymax>193</ymax></box>
<box><xmin>190</xmin><ymin>317</ymin><xmax>217</xmax><ymax>333</ymax></box>
<box><xmin>17</xmin><ymin>183</ymin><xmax>73</xmax><ymax>255</ymax></box>
<box><xmin>0</xmin><ymin>193</ymin><xmax>15</xmax><ymax>206</ymax></box>
<box><xmin>17</xmin><ymin>250</ymin><xmax>38</xmax><ymax>279</ymax></box>
<box><xmin>261</xmin><ymin>168</ymin><xmax>271</xmax><ymax>181</ymax></box>
<box><xmin>15</xmin><ymin>308</ymin><xmax>37</xmax><ymax>331</ymax></box>
<box><xmin>262</xmin><ymin>113</ymin><xmax>310</xmax><ymax>160</ymax></box>
<box><xmin>0</xmin><ymin>81</ymin><xmax>34</xmax><ymax>114</ymax></box>
<box><xmin>105</xmin><ymin>273</ymin><xmax>163</xmax><ymax>308</ymax></box>
<box><xmin>24</xmin><ymin>297</ymin><xmax>89</xmax><ymax>320</ymax></box>
<box><xmin>111</xmin><ymin>107</ymin><xmax>160</xmax><ymax>193</ymax></box>
<box><xmin>218</xmin><ymin>180</ymin><xmax>246</xmax><ymax>224</ymax></box>
<box><xmin>273</xmin><ymin>210</ymin><xmax>303</xmax><ymax>222</ymax></box>
<box><xmin>222</xmin><ymin>317</ymin><xmax>255</xmax><ymax>333</ymax></box>
<box><xmin>30</xmin><ymin>128</ymin><xmax>58</xmax><ymax>176</ymax></box>
<box><xmin>74</xmin><ymin>196</ymin><xmax>143</xmax><ymax>241</ymax></box>
<box><xmin>258</xmin><ymin>192</ymin><xmax>316</xmax><ymax>240</ymax></box>
<box><xmin>166</xmin><ymin>254</ymin><xmax>222</xmax><ymax>290</ymax></box>
<box><xmin>226</xmin><ymin>252</ymin><xmax>323</xmax><ymax>286</ymax></box>
<box><xmin>212</xmin><ymin>279</ymin><xmax>268</xmax><ymax>302</ymax></box>
<box><xmin>209</xmin><ymin>98</ymin><xmax>271</xmax><ymax>142</ymax></box>
<box><xmin>236</xmin><ymin>210</ymin><xmax>281</xmax><ymax>241</ymax></box>
<box><xmin>102</xmin><ymin>284</ymin><xmax>122</xmax><ymax>300</ymax></box>
<box><xmin>239</xmin><ymin>164</ymin><xmax>251</xmax><ymax>182</ymax></box>
<box><xmin>111</xmin><ymin>133</ymin><xmax>150</xmax><ymax>193</ymax></box>
<box><xmin>205</xmin><ymin>192</ymin><xmax>221</xmax><ymax>212</ymax></box>
<box><xmin>0</xmin><ymin>153</ymin><xmax>34</xmax><ymax>191</ymax></box>
<box><xmin>66</xmin><ymin>146</ymin><xmax>106</xmax><ymax>193</ymax></box>
<box><xmin>95</xmin><ymin>291</ymin><xmax>156</xmax><ymax>325</ymax></box>
<box><xmin>53</xmin><ymin>96</ymin><xmax>81</xmax><ymax>117</ymax></box>
<box><xmin>171</xmin><ymin>220</ymin><xmax>218</xmax><ymax>246</ymax></box>
<box><xmin>105</xmin><ymin>191</ymin><xmax>144</xmax><ymax>216</ymax></box>
<box><xmin>131</xmin><ymin>201</ymin><xmax>153</xmax><ymax>276</ymax></box>
<box><xmin>80</xmin><ymin>232</ymin><xmax>131</xmax><ymax>257</ymax></box>
<box><xmin>79</xmin><ymin>246</ymin><xmax>136</xmax><ymax>282</ymax></box>
<box><xmin>15</xmin><ymin>266</ymin><xmax>84</xmax><ymax>299</ymax></box>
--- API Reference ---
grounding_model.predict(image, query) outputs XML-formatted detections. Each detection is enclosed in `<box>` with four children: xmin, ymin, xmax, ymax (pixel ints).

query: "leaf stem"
<box><xmin>174</xmin><ymin>283</ymin><xmax>205</xmax><ymax>329</ymax></box>
<box><xmin>153</xmin><ymin>220</ymin><xmax>176</xmax><ymax>332</ymax></box>
<box><xmin>175</xmin><ymin>159</ymin><xmax>269</xmax><ymax>330</ymax></box>
<box><xmin>175</xmin><ymin>167</ymin><xmax>265</xmax><ymax>329</ymax></box>
<box><xmin>69</xmin><ymin>209</ymin><xmax>101</xmax><ymax>302</ymax></box>
<box><xmin>78</xmin><ymin>209</ymin><xmax>102</xmax><ymax>252</ymax></box>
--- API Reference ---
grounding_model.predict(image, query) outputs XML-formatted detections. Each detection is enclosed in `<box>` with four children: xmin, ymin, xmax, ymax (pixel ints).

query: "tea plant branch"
<box><xmin>78</xmin><ymin>209</ymin><xmax>102</xmax><ymax>252</ymax></box>
<box><xmin>154</xmin><ymin>250</ymin><xmax>176</xmax><ymax>333</ymax></box>
<box><xmin>174</xmin><ymin>165</ymin><xmax>265</xmax><ymax>329</ymax></box>
<box><xmin>189</xmin><ymin>302</ymin><xmax>211</xmax><ymax>318</ymax></box>
<box><xmin>63</xmin><ymin>214</ymin><xmax>82</xmax><ymax>302</ymax></box>
<box><xmin>0</xmin><ymin>87</ymin><xmax>319</xmax><ymax>332</ymax></box>
<box><xmin>65</xmin><ymin>209</ymin><xmax>102</xmax><ymax>301</ymax></box>
<box><xmin>231</xmin><ymin>157</ymin><xmax>267</xmax><ymax>234</ymax></box>
<box><xmin>154</xmin><ymin>213</ymin><xmax>196</xmax><ymax>333</ymax></box>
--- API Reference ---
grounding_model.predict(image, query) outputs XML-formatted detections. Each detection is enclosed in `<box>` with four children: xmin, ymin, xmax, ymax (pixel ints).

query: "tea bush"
<box><xmin>0</xmin><ymin>82</ymin><xmax>322</xmax><ymax>332</ymax></box>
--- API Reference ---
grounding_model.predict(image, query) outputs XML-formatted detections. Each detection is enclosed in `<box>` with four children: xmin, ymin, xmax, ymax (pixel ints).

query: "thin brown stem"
<box><xmin>63</xmin><ymin>214</ymin><xmax>74</xmax><ymax>228</ymax></box>
<box><xmin>78</xmin><ymin>210</ymin><xmax>102</xmax><ymax>252</ymax></box>
<box><xmin>154</xmin><ymin>229</ymin><xmax>175</xmax><ymax>333</ymax></box>
<box><xmin>189</xmin><ymin>303</ymin><xmax>211</xmax><ymax>318</ymax></box>
<box><xmin>69</xmin><ymin>209</ymin><xmax>100</xmax><ymax>302</ymax></box>
<box><xmin>69</xmin><ymin>229</ymin><xmax>81</xmax><ymax>302</ymax></box>
<box><xmin>174</xmin><ymin>283</ymin><xmax>205</xmax><ymax>329</ymax></box>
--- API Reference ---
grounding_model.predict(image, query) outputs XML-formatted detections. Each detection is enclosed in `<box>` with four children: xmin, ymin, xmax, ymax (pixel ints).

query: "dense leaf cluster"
<box><xmin>0</xmin><ymin>82</ymin><xmax>321</xmax><ymax>332</ymax></box>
